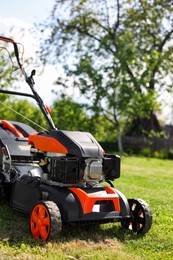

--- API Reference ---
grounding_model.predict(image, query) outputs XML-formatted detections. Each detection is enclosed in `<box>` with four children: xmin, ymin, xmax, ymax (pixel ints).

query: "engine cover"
<box><xmin>28</xmin><ymin>130</ymin><xmax>104</xmax><ymax>158</ymax></box>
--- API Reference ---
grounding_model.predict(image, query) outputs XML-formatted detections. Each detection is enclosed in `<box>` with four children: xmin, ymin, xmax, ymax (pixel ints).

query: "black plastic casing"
<box><xmin>11</xmin><ymin>179</ymin><xmax>130</xmax><ymax>222</ymax></box>
<box><xmin>38</xmin><ymin>130</ymin><xmax>104</xmax><ymax>158</ymax></box>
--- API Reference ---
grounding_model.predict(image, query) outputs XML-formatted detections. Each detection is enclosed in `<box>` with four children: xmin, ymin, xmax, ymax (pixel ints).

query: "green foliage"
<box><xmin>141</xmin><ymin>147</ymin><xmax>173</xmax><ymax>160</ymax></box>
<box><xmin>0</xmin><ymin>51</ymin><xmax>18</xmax><ymax>90</ymax></box>
<box><xmin>0</xmin><ymin>99</ymin><xmax>47</xmax><ymax>131</ymax></box>
<box><xmin>126</xmin><ymin>90</ymin><xmax>160</xmax><ymax>119</ymax></box>
<box><xmin>51</xmin><ymin>96</ymin><xmax>117</xmax><ymax>141</ymax></box>
<box><xmin>51</xmin><ymin>96</ymin><xmax>90</xmax><ymax>131</ymax></box>
<box><xmin>140</xmin><ymin>147</ymin><xmax>152</xmax><ymax>158</ymax></box>
<box><xmin>11</xmin><ymin>99</ymin><xmax>48</xmax><ymax>131</ymax></box>
<box><xmin>40</xmin><ymin>0</ymin><xmax>173</xmax><ymax>113</ymax></box>
<box><xmin>87</xmin><ymin>115</ymin><xmax>117</xmax><ymax>141</ymax></box>
<box><xmin>0</xmin><ymin>93</ymin><xmax>117</xmax><ymax>142</ymax></box>
<box><xmin>39</xmin><ymin>0</ymin><xmax>173</xmax><ymax>149</ymax></box>
<box><xmin>146</xmin><ymin>129</ymin><xmax>168</xmax><ymax>139</ymax></box>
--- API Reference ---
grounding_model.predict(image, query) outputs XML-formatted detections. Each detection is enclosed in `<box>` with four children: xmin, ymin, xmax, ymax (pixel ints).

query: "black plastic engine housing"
<box><xmin>49</xmin><ymin>157</ymin><xmax>83</xmax><ymax>183</ymax></box>
<box><xmin>103</xmin><ymin>154</ymin><xmax>120</xmax><ymax>181</ymax></box>
<box><xmin>48</xmin><ymin>154</ymin><xmax>120</xmax><ymax>184</ymax></box>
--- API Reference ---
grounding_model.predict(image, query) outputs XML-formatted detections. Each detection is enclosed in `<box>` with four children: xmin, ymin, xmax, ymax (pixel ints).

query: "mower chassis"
<box><xmin>11</xmin><ymin>178</ymin><xmax>130</xmax><ymax>223</ymax></box>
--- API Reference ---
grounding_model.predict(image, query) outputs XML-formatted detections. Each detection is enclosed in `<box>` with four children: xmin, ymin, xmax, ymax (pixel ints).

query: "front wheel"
<box><xmin>29</xmin><ymin>200</ymin><xmax>62</xmax><ymax>240</ymax></box>
<box><xmin>121</xmin><ymin>198</ymin><xmax>152</xmax><ymax>235</ymax></box>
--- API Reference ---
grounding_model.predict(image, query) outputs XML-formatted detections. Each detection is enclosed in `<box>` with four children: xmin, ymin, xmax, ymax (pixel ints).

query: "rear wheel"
<box><xmin>121</xmin><ymin>198</ymin><xmax>152</xmax><ymax>235</ymax></box>
<box><xmin>30</xmin><ymin>200</ymin><xmax>62</xmax><ymax>240</ymax></box>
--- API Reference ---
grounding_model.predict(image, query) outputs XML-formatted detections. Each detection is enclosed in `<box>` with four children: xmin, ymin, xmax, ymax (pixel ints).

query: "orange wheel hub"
<box><xmin>30</xmin><ymin>204</ymin><xmax>51</xmax><ymax>240</ymax></box>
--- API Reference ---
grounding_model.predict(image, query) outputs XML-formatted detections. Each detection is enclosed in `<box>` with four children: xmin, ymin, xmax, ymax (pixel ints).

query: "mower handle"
<box><xmin>0</xmin><ymin>36</ymin><xmax>57</xmax><ymax>130</ymax></box>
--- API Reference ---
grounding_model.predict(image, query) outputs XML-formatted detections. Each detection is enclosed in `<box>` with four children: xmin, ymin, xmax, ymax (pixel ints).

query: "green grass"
<box><xmin>0</xmin><ymin>156</ymin><xmax>173</xmax><ymax>259</ymax></box>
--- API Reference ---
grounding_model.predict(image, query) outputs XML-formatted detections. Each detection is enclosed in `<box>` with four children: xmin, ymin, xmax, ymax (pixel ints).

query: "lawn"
<box><xmin>0</xmin><ymin>156</ymin><xmax>172</xmax><ymax>259</ymax></box>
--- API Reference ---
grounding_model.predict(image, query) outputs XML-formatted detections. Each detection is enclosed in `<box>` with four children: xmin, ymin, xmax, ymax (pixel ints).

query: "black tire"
<box><xmin>29</xmin><ymin>200</ymin><xmax>62</xmax><ymax>241</ymax></box>
<box><xmin>121</xmin><ymin>198</ymin><xmax>152</xmax><ymax>235</ymax></box>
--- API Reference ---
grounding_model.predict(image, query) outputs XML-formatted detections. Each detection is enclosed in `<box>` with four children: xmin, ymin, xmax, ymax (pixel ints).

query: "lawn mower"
<box><xmin>0</xmin><ymin>36</ymin><xmax>152</xmax><ymax>240</ymax></box>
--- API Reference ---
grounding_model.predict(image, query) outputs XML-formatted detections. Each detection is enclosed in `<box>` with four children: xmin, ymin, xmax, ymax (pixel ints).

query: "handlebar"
<box><xmin>0</xmin><ymin>36</ymin><xmax>56</xmax><ymax>130</ymax></box>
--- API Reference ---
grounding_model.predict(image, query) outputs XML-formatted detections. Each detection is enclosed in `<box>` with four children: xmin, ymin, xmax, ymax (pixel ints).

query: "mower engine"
<box><xmin>48</xmin><ymin>157</ymin><xmax>103</xmax><ymax>183</ymax></box>
<box><xmin>28</xmin><ymin>129</ymin><xmax>120</xmax><ymax>185</ymax></box>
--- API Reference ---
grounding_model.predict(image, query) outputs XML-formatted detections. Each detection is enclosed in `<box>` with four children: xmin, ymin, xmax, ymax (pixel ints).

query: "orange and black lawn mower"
<box><xmin>0</xmin><ymin>36</ymin><xmax>152</xmax><ymax>240</ymax></box>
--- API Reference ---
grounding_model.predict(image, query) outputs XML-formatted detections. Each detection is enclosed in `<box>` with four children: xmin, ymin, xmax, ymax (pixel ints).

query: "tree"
<box><xmin>0</xmin><ymin>46</ymin><xmax>19</xmax><ymax>102</ymax></box>
<box><xmin>0</xmin><ymin>98</ymin><xmax>48</xmax><ymax>131</ymax></box>
<box><xmin>51</xmin><ymin>96</ymin><xmax>90</xmax><ymax>131</ymax></box>
<box><xmin>0</xmin><ymin>43</ymin><xmax>21</xmax><ymax>118</ymax></box>
<box><xmin>51</xmin><ymin>95</ymin><xmax>117</xmax><ymax>142</ymax></box>
<box><xmin>39</xmin><ymin>0</ymin><xmax>173</xmax><ymax>152</ymax></box>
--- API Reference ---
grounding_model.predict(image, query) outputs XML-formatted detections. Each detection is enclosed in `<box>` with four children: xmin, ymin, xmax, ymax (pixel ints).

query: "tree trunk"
<box><xmin>117</xmin><ymin>124</ymin><xmax>124</xmax><ymax>153</ymax></box>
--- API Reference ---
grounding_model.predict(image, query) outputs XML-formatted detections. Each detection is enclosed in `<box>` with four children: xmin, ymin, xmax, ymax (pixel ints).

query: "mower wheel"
<box><xmin>121</xmin><ymin>198</ymin><xmax>152</xmax><ymax>235</ymax></box>
<box><xmin>29</xmin><ymin>200</ymin><xmax>62</xmax><ymax>241</ymax></box>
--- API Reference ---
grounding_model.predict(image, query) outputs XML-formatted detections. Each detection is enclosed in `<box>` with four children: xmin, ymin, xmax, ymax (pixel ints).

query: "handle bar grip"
<box><xmin>0</xmin><ymin>35</ymin><xmax>22</xmax><ymax>68</ymax></box>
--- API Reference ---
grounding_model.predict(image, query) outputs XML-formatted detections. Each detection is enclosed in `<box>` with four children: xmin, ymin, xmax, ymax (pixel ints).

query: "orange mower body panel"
<box><xmin>68</xmin><ymin>187</ymin><xmax>121</xmax><ymax>214</ymax></box>
<box><xmin>28</xmin><ymin>132</ymin><xmax>68</xmax><ymax>154</ymax></box>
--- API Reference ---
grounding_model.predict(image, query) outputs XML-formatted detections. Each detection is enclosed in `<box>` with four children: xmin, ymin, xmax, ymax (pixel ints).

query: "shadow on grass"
<box><xmin>0</xmin><ymin>200</ymin><xmax>142</xmax><ymax>248</ymax></box>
